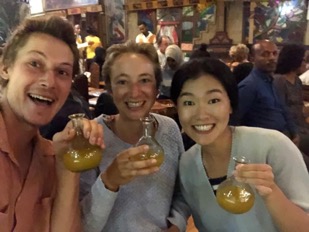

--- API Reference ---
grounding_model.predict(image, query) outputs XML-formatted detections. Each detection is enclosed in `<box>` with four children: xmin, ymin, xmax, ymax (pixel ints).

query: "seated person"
<box><xmin>273</xmin><ymin>44</ymin><xmax>309</xmax><ymax>156</ymax></box>
<box><xmin>40</xmin><ymin>88</ymin><xmax>92</xmax><ymax>140</ymax></box>
<box><xmin>159</xmin><ymin>44</ymin><xmax>184</xmax><ymax>99</ymax></box>
<box><xmin>94</xmin><ymin>92</ymin><xmax>118</xmax><ymax>117</ymax></box>
<box><xmin>233</xmin><ymin>62</ymin><xmax>253</xmax><ymax>84</ymax></box>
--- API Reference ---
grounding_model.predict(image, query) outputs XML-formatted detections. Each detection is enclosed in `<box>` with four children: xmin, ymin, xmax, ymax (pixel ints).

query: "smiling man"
<box><xmin>0</xmin><ymin>16</ymin><xmax>104</xmax><ymax>231</ymax></box>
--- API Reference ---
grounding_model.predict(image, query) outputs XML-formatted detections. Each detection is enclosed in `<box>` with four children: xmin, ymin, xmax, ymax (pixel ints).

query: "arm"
<box><xmin>273</xmin><ymin>77</ymin><xmax>299</xmax><ymax>143</ymax></box>
<box><xmin>51</xmin><ymin>118</ymin><xmax>104</xmax><ymax>232</ymax></box>
<box><xmin>235</xmin><ymin>133</ymin><xmax>309</xmax><ymax>232</ymax></box>
<box><xmin>231</xmin><ymin>79</ymin><xmax>256</xmax><ymax>125</ymax></box>
<box><xmin>167</xmin><ymin>125</ymin><xmax>191</xmax><ymax>232</ymax></box>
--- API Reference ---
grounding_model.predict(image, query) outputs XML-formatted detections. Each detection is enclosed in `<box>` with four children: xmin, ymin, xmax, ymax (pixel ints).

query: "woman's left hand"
<box><xmin>234</xmin><ymin>163</ymin><xmax>276</xmax><ymax>198</ymax></box>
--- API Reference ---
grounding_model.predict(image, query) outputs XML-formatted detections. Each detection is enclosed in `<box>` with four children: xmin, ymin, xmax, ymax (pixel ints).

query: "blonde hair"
<box><xmin>102</xmin><ymin>40</ymin><xmax>162</xmax><ymax>92</ymax></box>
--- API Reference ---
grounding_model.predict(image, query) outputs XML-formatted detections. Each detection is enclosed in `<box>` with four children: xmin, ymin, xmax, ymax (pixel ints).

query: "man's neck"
<box><xmin>143</xmin><ymin>31</ymin><xmax>149</xmax><ymax>37</ymax></box>
<box><xmin>1</xmin><ymin>106</ymin><xmax>37</xmax><ymax>149</ymax></box>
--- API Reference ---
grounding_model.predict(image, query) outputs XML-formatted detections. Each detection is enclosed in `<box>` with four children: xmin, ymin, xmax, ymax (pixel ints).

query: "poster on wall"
<box><xmin>104</xmin><ymin>0</ymin><xmax>126</xmax><ymax>45</ymax></box>
<box><xmin>45</xmin><ymin>0</ymin><xmax>98</xmax><ymax>11</ymax></box>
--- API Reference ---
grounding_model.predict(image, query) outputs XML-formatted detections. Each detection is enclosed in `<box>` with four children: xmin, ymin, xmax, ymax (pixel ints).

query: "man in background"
<box><xmin>156</xmin><ymin>35</ymin><xmax>172</xmax><ymax>67</ymax></box>
<box><xmin>135</xmin><ymin>21</ymin><xmax>156</xmax><ymax>44</ymax></box>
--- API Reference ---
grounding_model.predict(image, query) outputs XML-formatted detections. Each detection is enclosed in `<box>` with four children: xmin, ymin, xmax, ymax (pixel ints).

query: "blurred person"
<box><xmin>156</xmin><ymin>35</ymin><xmax>172</xmax><ymax>67</ymax></box>
<box><xmin>228</xmin><ymin>43</ymin><xmax>250</xmax><ymax>71</ymax></box>
<box><xmin>273</xmin><ymin>44</ymin><xmax>309</xmax><ymax>156</ymax></box>
<box><xmin>232</xmin><ymin>62</ymin><xmax>253</xmax><ymax>84</ymax></box>
<box><xmin>159</xmin><ymin>44</ymin><xmax>184</xmax><ymax>99</ymax></box>
<box><xmin>135</xmin><ymin>21</ymin><xmax>156</xmax><ymax>44</ymax></box>
<box><xmin>85</xmin><ymin>26</ymin><xmax>102</xmax><ymax>71</ymax></box>
<box><xmin>190</xmin><ymin>43</ymin><xmax>210</xmax><ymax>60</ymax></box>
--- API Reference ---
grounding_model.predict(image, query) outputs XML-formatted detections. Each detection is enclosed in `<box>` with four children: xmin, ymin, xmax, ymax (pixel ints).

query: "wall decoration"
<box><xmin>0</xmin><ymin>0</ymin><xmax>30</xmax><ymax>45</ymax></box>
<box><xmin>104</xmin><ymin>0</ymin><xmax>126</xmax><ymax>45</ymax></box>
<box><xmin>245</xmin><ymin>0</ymin><xmax>306</xmax><ymax>43</ymax></box>
<box><xmin>45</xmin><ymin>0</ymin><xmax>98</xmax><ymax>11</ymax></box>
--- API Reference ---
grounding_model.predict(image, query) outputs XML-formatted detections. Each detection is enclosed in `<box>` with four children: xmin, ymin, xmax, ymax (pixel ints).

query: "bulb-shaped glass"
<box><xmin>131</xmin><ymin>116</ymin><xmax>164</xmax><ymax>167</ymax></box>
<box><xmin>216</xmin><ymin>156</ymin><xmax>255</xmax><ymax>214</ymax></box>
<box><xmin>62</xmin><ymin>113</ymin><xmax>103</xmax><ymax>172</ymax></box>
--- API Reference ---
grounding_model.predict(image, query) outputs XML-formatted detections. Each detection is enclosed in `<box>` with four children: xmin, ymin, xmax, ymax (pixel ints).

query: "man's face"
<box><xmin>1</xmin><ymin>32</ymin><xmax>73</xmax><ymax>127</ymax></box>
<box><xmin>253</xmin><ymin>41</ymin><xmax>278</xmax><ymax>74</ymax></box>
<box><xmin>159</xmin><ymin>37</ymin><xmax>170</xmax><ymax>54</ymax></box>
<box><xmin>138</xmin><ymin>24</ymin><xmax>147</xmax><ymax>35</ymax></box>
<box><xmin>74</xmin><ymin>25</ymin><xmax>81</xmax><ymax>35</ymax></box>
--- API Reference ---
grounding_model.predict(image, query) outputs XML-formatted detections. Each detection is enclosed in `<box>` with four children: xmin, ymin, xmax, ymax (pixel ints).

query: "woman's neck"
<box><xmin>284</xmin><ymin>72</ymin><xmax>297</xmax><ymax>84</ymax></box>
<box><xmin>112</xmin><ymin>114</ymin><xmax>144</xmax><ymax>145</ymax></box>
<box><xmin>201</xmin><ymin>127</ymin><xmax>233</xmax><ymax>178</ymax></box>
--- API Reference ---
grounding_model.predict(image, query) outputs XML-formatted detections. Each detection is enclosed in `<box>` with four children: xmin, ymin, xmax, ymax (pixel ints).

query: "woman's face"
<box><xmin>166</xmin><ymin>57</ymin><xmax>177</xmax><ymax>70</ymax></box>
<box><xmin>110</xmin><ymin>53</ymin><xmax>158</xmax><ymax>121</ymax></box>
<box><xmin>177</xmin><ymin>74</ymin><xmax>232</xmax><ymax>146</ymax></box>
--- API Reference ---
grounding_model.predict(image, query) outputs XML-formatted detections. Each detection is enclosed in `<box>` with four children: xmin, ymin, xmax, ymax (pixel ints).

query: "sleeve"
<box><xmin>273</xmin><ymin>75</ymin><xmax>286</xmax><ymax>104</ymax></box>
<box><xmin>268</xmin><ymin>131</ymin><xmax>309</xmax><ymax>212</ymax></box>
<box><xmin>167</xmin><ymin>174</ymin><xmax>192</xmax><ymax>232</ymax></box>
<box><xmin>80</xmin><ymin>176</ymin><xmax>118</xmax><ymax>232</ymax></box>
<box><xmin>167</xmin><ymin>123</ymin><xmax>191</xmax><ymax>232</ymax></box>
<box><xmin>233</xmin><ymin>79</ymin><xmax>257</xmax><ymax>125</ymax></box>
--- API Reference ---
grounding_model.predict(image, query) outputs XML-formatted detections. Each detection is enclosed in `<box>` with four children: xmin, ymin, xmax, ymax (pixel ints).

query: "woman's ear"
<box><xmin>0</xmin><ymin>64</ymin><xmax>9</xmax><ymax>80</ymax></box>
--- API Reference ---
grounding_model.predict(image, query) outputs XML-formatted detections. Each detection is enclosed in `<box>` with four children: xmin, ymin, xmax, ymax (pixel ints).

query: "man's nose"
<box><xmin>39</xmin><ymin>70</ymin><xmax>55</xmax><ymax>88</ymax></box>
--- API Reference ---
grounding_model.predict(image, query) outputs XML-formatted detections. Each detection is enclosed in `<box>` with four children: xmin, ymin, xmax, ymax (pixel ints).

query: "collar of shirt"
<box><xmin>0</xmin><ymin>113</ymin><xmax>55</xmax><ymax>165</ymax></box>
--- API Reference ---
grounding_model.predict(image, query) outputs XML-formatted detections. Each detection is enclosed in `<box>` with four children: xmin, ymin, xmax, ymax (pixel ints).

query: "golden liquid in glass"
<box><xmin>63</xmin><ymin>143</ymin><xmax>102</xmax><ymax>172</ymax></box>
<box><xmin>130</xmin><ymin>150</ymin><xmax>164</xmax><ymax>167</ymax></box>
<box><xmin>216</xmin><ymin>185</ymin><xmax>255</xmax><ymax>214</ymax></box>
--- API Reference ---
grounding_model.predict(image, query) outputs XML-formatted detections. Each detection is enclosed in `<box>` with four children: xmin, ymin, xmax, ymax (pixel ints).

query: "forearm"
<box><xmin>265</xmin><ymin>185</ymin><xmax>309</xmax><ymax>232</ymax></box>
<box><xmin>81</xmin><ymin>176</ymin><xmax>118</xmax><ymax>232</ymax></box>
<box><xmin>51</xmin><ymin>170</ymin><xmax>81</xmax><ymax>232</ymax></box>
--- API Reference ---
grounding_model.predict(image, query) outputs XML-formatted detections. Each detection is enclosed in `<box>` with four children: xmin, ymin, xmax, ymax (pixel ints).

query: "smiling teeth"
<box><xmin>127</xmin><ymin>101</ymin><xmax>143</xmax><ymax>107</ymax></box>
<box><xmin>29</xmin><ymin>94</ymin><xmax>53</xmax><ymax>102</ymax></box>
<box><xmin>194</xmin><ymin>125</ymin><xmax>213</xmax><ymax>131</ymax></box>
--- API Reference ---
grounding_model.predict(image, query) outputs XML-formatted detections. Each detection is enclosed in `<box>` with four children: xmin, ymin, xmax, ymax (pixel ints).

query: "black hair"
<box><xmin>138</xmin><ymin>21</ymin><xmax>147</xmax><ymax>27</ymax></box>
<box><xmin>275</xmin><ymin>44</ymin><xmax>305</xmax><ymax>74</ymax></box>
<box><xmin>171</xmin><ymin>58</ymin><xmax>238</xmax><ymax>112</ymax></box>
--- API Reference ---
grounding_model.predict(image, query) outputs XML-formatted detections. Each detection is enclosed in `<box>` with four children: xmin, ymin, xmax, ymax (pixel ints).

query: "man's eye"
<box><xmin>208</xmin><ymin>99</ymin><xmax>220</xmax><ymax>104</ymax></box>
<box><xmin>29</xmin><ymin>61</ymin><xmax>40</xmax><ymax>68</ymax></box>
<box><xmin>58</xmin><ymin>70</ymin><xmax>69</xmax><ymax>76</ymax></box>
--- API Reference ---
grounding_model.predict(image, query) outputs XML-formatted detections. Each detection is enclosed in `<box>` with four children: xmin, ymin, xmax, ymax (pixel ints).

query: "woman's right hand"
<box><xmin>100</xmin><ymin>145</ymin><xmax>159</xmax><ymax>192</ymax></box>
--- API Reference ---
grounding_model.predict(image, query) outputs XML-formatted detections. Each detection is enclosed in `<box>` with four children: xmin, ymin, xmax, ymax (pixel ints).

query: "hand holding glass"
<box><xmin>62</xmin><ymin>113</ymin><xmax>103</xmax><ymax>172</ymax></box>
<box><xmin>216</xmin><ymin>156</ymin><xmax>255</xmax><ymax>214</ymax></box>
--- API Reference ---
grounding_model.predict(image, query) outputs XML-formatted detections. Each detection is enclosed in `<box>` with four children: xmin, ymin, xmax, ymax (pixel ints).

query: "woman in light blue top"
<box><xmin>170</xmin><ymin>58</ymin><xmax>309</xmax><ymax>232</ymax></box>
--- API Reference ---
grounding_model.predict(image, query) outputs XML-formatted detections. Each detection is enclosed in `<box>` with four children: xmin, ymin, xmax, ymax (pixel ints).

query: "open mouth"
<box><xmin>193</xmin><ymin>124</ymin><xmax>214</xmax><ymax>132</ymax></box>
<box><xmin>29</xmin><ymin>93</ymin><xmax>54</xmax><ymax>106</ymax></box>
<box><xmin>126</xmin><ymin>101</ymin><xmax>144</xmax><ymax>108</ymax></box>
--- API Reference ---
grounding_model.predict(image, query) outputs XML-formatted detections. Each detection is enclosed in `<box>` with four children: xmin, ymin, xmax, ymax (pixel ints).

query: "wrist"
<box><xmin>101</xmin><ymin>172</ymin><xmax>119</xmax><ymax>192</ymax></box>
